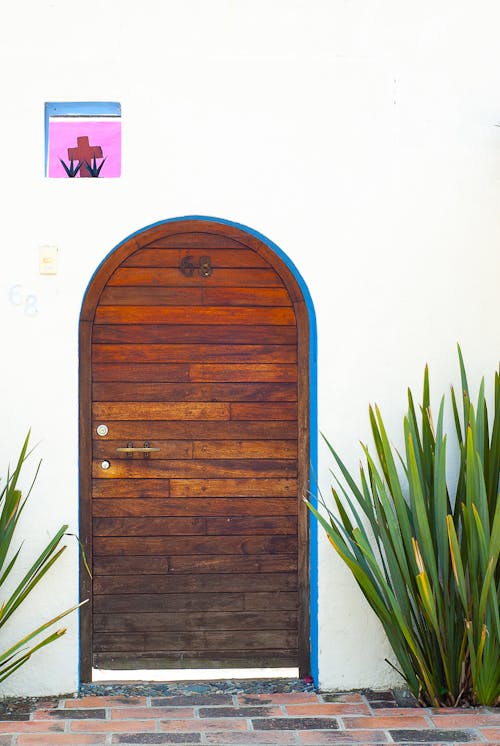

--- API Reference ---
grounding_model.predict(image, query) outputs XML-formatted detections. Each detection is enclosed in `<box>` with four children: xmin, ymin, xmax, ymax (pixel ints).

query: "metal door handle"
<box><xmin>116</xmin><ymin>447</ymin><xmax>160</xmax><ymax>453</ymax></box>
<box><xmin>116</xmin><ymin>441</ymin><xmax>159</xmax><ymax>459</ymax></box>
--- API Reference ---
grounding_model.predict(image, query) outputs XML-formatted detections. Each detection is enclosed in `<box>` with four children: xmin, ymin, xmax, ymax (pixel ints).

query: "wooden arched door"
<box><xmin>79</xmin><ymin>218</ymin><xmax>310</xmax><ymax>681</ymax></box>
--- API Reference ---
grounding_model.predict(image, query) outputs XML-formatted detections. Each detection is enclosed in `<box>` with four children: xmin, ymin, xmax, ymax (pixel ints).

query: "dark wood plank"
<box><xmin>93</xmin><ymin>344</ymin><xmax>297</xmax><ymax>364</ymax></box>
<box><xmin>122</xmin><ymin>248</ymin><xmax>271</xmax><ymax>268</ymax></box>
<box><xmin>93</xmin><ymin>554</ymin><xmax>297</xmax><ymax>574</ymax></box>
<box><xmin>91</xmin><ymin>420</ymin><xmax>298</xmax><ymax>440</ymax></box>
<box><xmin>93</xmin><ymin>592</ymin><xmax>246</xmax><ymax>613</ymax></box>
<box><xmin>92</xmin><ymin>479</ymin><xmax>169</xmax><ymax>498</ymax></box>
<box><xmin>94</xmin><ymin>306</ymin><xmax>295</xmax><ymax>325</ymax></box>
<box><xmin>93</xmin><ymin>516</ymin><xmax>297</xmax><ymax>537</ymax></box>
<box><xmin>92</xmin><ymin>363</ymin><xmax>191</xmax><ymax>382</ymax></box>
<box><xmin>92</xmin><ymin>324</ymin><xmax>297</xmax><ymax>345</ymax></box>
<box><xmin>205</xmin><ymin>516</ymin><xmax>297</xmax><ymax>535</ymax></box>
<box><xmin>92</xmin><ymin>363</ymin><xmax>297</xmax><ymax>383</ymax></box>
<box><xmin>100</xmin><ymin>286</ymin><xmax>204</xmax><ymax>306</ymax></box>
<box><xmin>92</xmin><ymin>497</ymin><xmax>297</xmax><ymax>516</ymax></box>
<box><xmin>94</xmin><ymin>556</ymin><xmax>170</xmax><ymax>574</ymax></box>
<box><xmin>93</xmin><ymin>517</ymin><xmax>206</xmax><ymax>537</ymax></box>
<box><xmin>93</xmin><ymin>629</ymin><xmax>297</xmax><ymax>652</ymax></box>
<box><xmin>93</xmin><ymin>573</ymin><xmax>297</xmax><ymax>594</ymax></box>
<box><xmin>94</xmin><ymin>438</ymin><xmax>296</xmax><ymax>461</ymax></box>
<box><xmin>92</xmin><ymin>382</ymin><xmax>297</xmax><ymax>402</ymax></box>
<box><xmin>165</xmin><ymin>553</ymin><xmax>298</xmax><ymax>575</ymax></box>
<box><xmin>146</xmin><ymin>232</ymin><xmax>247</xmax><ymax>249</ymax></box>
<box><xmin>230</xmin><ymin>402</ymin><xmax>297</xmax><ymax>420</ymax></box>
<box><xmin>94</xmin><ymin>610</ymin><xmax>297</xmax><ymax>632</ymax></box>
<box><xmin>188</xmin><ymin>364</ymin><xmax>297</xmax><ymax>382</ymax></box>
<box><xmin>99</xmin><ymin>286</ymin><xmax>292</xmax><ymax>306</ymax></box>
<box><xmin>93</xmin><ymin>535</ymin><xmax>298</xmax><ymax>556</ymax></box>
<box><xmin>92</xmin><ymin>459</ymin><xmax>297</xmax><ymax>480</ymax></box>
<box><xmin>93</xmin><ymin>402</ymin><xmax>230</xmax><ymax>420</ymax></box>
<box><xmin>93</xmin><ymin>440</ymin><xmax>192</xmax><ymax>459</ymax></box>
<box><xmin>203</xmin><ymin>287</ymin><xmax>292</xmax><ymax>307</ymax></box>
<box><xmin>192</xmin><ymin>441</ymin><xmax>297</xmax><ymax>459</ymax></box>
<box><xmin>93</xmin><ymin>651</ymin><xmax>298</xmax><ymax>669</ymax></box>
<box><xmin>170</xmin><ymin>478</ymin><xmax>297</xmax><ymax>497</ymax></box>
<box><xmin>244</xmin><ymin>592</ymin><xmax>298</xmax><ymax>610</ymax></box>
<box><xmin>108</xmin><ymin>268</ymin><xmax>284</xmax><ymax>287</ymax></box>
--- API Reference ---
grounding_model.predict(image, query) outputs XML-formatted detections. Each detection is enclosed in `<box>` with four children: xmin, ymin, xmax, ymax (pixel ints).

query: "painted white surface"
<box><xmin>0</xmin><ymin>0</ymin><xmax>499</xmax><ymax>695</ymax></box>
<box><xmin>93</xmin><ymin>668</ymin><xmax>298</xmax><ymax>682</ymax></box>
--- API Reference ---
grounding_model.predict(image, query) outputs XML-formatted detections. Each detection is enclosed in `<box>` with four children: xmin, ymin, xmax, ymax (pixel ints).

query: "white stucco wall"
<box><xmin>1</xmin><ymin>0</ymin><xmax>499</xmax><ymax>695</ymax></box>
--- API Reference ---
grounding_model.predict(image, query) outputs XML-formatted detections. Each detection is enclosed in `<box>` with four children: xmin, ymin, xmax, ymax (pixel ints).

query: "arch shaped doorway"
<box><xmin>79</xmin><ymin>217</ymin><xmax>316</xmax><ymax>682</ymax></box>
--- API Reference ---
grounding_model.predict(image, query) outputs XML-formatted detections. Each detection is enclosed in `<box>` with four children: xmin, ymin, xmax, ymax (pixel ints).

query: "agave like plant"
<box><xmin>0</xmin><ymin>431</ymin><xmax>84</xmax><ymax>682</ymax></box>
<box><xmin>83</xmin><ymin>154</ymin><xmax>106</xmax><ymax>177</ymax></box>
<box><xmin>59</xmin><ymin>158</ymin><xmax>82</xmax><ymax>178</ymax></box>
<box><xmin>307</xmin><ymin>347</ymin><xmax>500</xmax><ymax>706</ymax></box>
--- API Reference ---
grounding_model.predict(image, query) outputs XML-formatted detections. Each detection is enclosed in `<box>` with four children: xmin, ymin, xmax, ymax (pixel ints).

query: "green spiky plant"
<box><xmin>59</xmin><ymin>158</ymin><xmax>82</xmax><ymax>178</ymax></box>
<box><xmin>307</xmin><ymin>347</ymin><xmax>500</xmax><ymax>706</ymax></box>
<box><xmin>83</xmin><ymin>154</ymin><xmax>106</xmax><ymax>177</ymax></box>
<box><xmin>0</xmin><ymin>431</ymin><xmax>84</xmax><ymax>682</ymax></box>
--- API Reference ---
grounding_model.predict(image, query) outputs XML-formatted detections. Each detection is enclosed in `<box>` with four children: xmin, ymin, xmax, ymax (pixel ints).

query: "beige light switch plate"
<box><xmin>39</xmin><ymin>245</ymin><xmax>59</xmax><ymax>274</ymax></box>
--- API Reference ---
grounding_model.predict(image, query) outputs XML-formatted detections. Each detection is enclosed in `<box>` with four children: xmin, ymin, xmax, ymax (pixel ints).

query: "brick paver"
<box><xmin>341</xmin><ymin>714</ymin><xmax>431</xmax><ymax>729</ymax></box>
<box><xmin>237</xmin><ymin>692</ymin><xmax>318</xmax><ymax>705</ymax></box>
<box><xmin>298</xmin><ymin>732</ymin><xmax>389</xmax><ymax>743</ymax></box>
<box><xmin>205</xmin><ymin>734</ymin><xmax>297</xmax><ymax>745</ymax></box>
<box><xmin>431</xmin><ymin>712</ymin><xmax>500</xmax><ymax>728</ymax></box>
<box><xmin>160</xmin><ymin>717</ymin><xmax>249</xmax><ymax>731</ymax></box>
<box><xmin>18</xmin><ymin>736</ymin><xmax>106</xmax><ymax>745</ymax></box>
<box><xmin>285</xmin><ymin>703</ymin><xmax>370</xmax><ymax>715</ymax></box>
<box><xmin>71</xmin><ymin>718</ymin><xmax>156</xmax><ymax>732</ymax></box>
<box><xmin>481</xmin><ymin>727</ymin><xmax>500</xmax><ymax>741</ymax></box>
<box><xmin>112</xmin><ymin>736</ymin><xmax>202</xmax><ymax>745</ymax></box>
<box><xmin>110</xmin><ymin>707</ymin><xmax>195</xmax><ymax>720</ymax></box>
<box><xmin>65</xmin><ymin>696</ymin><xmax>148</xmax><ymax>708</ymax></box>
<box><xmin>387</xmin><ymin>730</ymin><xmax>481</xmax><ymax>742</ymax></box>
<box><xmin>0</xmin><ymin>690</ymin><xmax>495</xmax><ymax>745</ymax></box>
<box><xmin>0</xmin><ymin>720</ymin><xmax>65</xmax><ymax>733</ymax></box>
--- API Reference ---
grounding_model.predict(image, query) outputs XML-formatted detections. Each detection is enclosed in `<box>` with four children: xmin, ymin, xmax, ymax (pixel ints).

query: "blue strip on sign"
<box><xmin>45</xmin><ymin>102</ymin><xmax>121</xmax><ymax>117</ymax></box>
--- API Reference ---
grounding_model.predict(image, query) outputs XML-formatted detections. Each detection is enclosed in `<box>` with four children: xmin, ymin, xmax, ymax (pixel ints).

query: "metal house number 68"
<box><xmin>179</xmin><ymin>255</ymin><xmax>213</xmax><ymax>278</ymax></box>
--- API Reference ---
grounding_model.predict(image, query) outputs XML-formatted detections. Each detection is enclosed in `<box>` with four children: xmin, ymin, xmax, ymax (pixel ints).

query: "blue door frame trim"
<box><xmin>81</xmin><ymin>215</ymin><xmax>319</xmax><ymax>684</ymax></box>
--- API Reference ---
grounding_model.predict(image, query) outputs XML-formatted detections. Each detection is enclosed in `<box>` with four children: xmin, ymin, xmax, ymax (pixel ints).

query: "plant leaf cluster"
<box><xmin>0</xmin><ymin>432</ymin><xmax>84</xmax><ymax>682</ymax></box>
<box><xmin>59</xmin><ymin>158</ymin><xmax>81</xmax><ymax>178</ymax></box>
<box><xmin>59</xmin><ymin>154</ymin><xmax>106</xmax><ymax>177</ymax></box>
<box><xmin>83</xmin><ymin>155</ymin><xmax>106</xmax><ymax>177</ymax></box>
<box><xmin>307</xmin><ymin>347</ymin><xmax>500</xmax><ymax>706</ymax></box>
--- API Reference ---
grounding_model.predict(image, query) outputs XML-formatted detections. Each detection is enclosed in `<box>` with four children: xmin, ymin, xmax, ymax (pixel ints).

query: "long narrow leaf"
<box><xmin>309</xmin><ymin>350</ymin><xmax>500</xmax><ymax>706</ymax></box>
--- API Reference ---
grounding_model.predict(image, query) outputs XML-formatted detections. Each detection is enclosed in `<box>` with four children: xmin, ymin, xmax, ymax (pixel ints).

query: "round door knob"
<box><xmin>101</xmin><ymin>460</ymin><xmax>110</xmax><ymax>470</ymax></box>
<box><xmin>96</xmin><ymin>424</ymin><xmax>108</xmax><ymax>437</ymax></box>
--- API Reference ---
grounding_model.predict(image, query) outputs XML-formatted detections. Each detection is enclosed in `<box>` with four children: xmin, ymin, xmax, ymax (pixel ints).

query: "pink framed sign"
<box><xmin>45</xmin><ymin>102</ymin><xmax>121</xmax><ymax>178</ymax></box>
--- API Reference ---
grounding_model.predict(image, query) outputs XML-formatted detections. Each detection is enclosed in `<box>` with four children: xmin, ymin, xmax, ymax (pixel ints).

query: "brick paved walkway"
<box><xmin>0</xmin><ymin>691</ymin><xmax>499</xmax><ymax>745</ymax></box>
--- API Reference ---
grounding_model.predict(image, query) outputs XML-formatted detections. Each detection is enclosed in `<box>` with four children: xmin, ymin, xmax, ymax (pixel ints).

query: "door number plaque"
<box><xmin>179</xmin><ymin>255</ymin><xmax>213</xmax><ymax>278</ymax></box>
